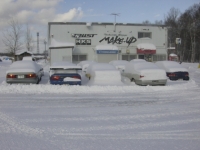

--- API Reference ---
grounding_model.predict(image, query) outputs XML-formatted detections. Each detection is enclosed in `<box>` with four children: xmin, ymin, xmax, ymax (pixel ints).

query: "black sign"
<box><xmin>72</xmin><ymin>34</ymin><xmax>97</xmax><ymax>38</ymax></box>
<box><xmin>76</xmin><ymin>39</ymin><xmax>91</xmax><ymax>45</ymax></box>
<box><xmin>99</xmin><ymin>36</ymin><xmax>137</xmax><ymax>47</ymax></box>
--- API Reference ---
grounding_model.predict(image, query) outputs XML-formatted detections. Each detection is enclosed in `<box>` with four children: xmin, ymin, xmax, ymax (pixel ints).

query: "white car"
<box><xmin>109</xmin><ymin>60</ymin><xmax>129</xmax><ymax>73</ymax></box>
<box><xmin>6</xmin><ymin>61</ymin><xmax>44</xmax><ymax>84</ymax></box>
<box><xmin>155</xmin><ymin>61</ymin><xmax>189</xmax><ymax>81</ymax></box>
<box><xmin>85</xmin><ymin>63</ymin><xmax>123</xmax><ymax>85</ymax></box>
<box><xmin>22</xmin><ymin>56</ymin><xmax>36</xmax><ymax>61</ymax></box>
<box><xmin>123</xmin><ymin>61</ymin><xmax>167</xmax><ymax>86</ymax></box>
<box><xmin>130</xmin><ymin>59</ymin><xmax>146</xmax><ymax>63</ymax></box>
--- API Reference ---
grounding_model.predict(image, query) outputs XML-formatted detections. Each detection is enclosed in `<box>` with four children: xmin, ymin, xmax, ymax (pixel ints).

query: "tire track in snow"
<box><xmin>24</xmin><ymin>109</ymin><xmax>200</xmax><ymax>123</ymax></box>
<box><xmin>49</xmin><ymin>118</ymin><xmax>200</xmax><ymax>140</ymax></box>
<box><xmin>0</xmin><ymin>111</ymin><xmax>44</xmax><ymax>135</ymax></box>
<box><xmin>50</xmin><ymin>130</ymin><xmax>200</xmax><ymax>140</ymax></box>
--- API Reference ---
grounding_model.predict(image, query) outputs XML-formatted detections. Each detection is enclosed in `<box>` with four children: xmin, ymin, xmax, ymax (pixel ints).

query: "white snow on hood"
<box><xmin>156</xmin><ymin>61</ymin><xmax>188</xmax><ymax>72</ymax></box>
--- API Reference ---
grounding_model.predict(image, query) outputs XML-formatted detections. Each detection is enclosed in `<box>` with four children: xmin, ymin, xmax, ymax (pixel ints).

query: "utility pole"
<box><xmin>37</xmin><ymin>32</ymin><xmax>39</xmax><ymax>54</ymax></box>
<box><xmin>44</xmin><ymin>39</ymin><xmax>47</xmax><ymax>62</ymax></box>
<box><xmin>110</xmin><ymin>13</ymin><xmax>120</xmax><ymax>32</ymax></box>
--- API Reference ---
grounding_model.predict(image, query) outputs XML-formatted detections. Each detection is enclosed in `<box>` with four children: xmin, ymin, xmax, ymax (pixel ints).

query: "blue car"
<box><xmin>49</xmin><ymin>62</ymin><xmax>82</xmax><ymax>85</ymax></box>
<box><xmin>155</xmin><ymin>61</ymin><xmax>189</xmax><ymax>81</ymax></box>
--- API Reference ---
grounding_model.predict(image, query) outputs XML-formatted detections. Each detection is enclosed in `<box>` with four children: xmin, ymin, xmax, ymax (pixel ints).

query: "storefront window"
<box><xmin>153</xmin><ymin>55</ymin><xmax>166</xmax><ymax>61</ymax></box>
<box><xmin>138</xmin><ymin>32</ymin><xmax>152</xmax><ymax>38</ymax></box>
<box><xmin>122</xmin><ymin>54</ymin><xmax>137</xmax><ymax>61</ymax></box>
<box><xmin>73</xmin><ymin>54</ymin><xmax>87</xmax><ymax>63</ymax></box>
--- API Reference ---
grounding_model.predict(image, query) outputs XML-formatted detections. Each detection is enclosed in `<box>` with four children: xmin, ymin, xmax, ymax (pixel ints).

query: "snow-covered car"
<box><xmin>155</xmin><ymin>61</ymin><xmax>189</xmax><ymax>81</ymax></box>
<box><xmin>130</xmin><ymin>59</ymin><xmax>146</xmax><ymax>63</ymax></box>
<box><xmin>123</xmin><ymin>62</ymin><xmax>167</xmax><ymax>86</ymax></box>
<box><xmin>85</xmin><ymin>63</ymin><xmax>123</xmax><ymax>85</ymax></box>
<box><xmin>6</xmin><ymin>61</ymin><xmax>44</xmax><ymax>84</ymax></box>
<box><xmin>49</xmin><ymin>61</ymin><xmax>82</xmax><ymax>85</ymax></box>
<box><xmin>22</xmin><ymin>56</ymin><xmax>36</xmax><ymax>61</ymax></box>
<box><xmin>109</xmin><ymin>60</ymin><xmax>128</xmax><ymax>73</ymax></box>
<box><xmin>2</xmin><ymin>56</ymin><xmax>14</xmax><ymax>62</ymax></box>
<box><xmin>77</xmin><ymin>60</ymin><xmax>97</xmax><ymax>73</ymax></box>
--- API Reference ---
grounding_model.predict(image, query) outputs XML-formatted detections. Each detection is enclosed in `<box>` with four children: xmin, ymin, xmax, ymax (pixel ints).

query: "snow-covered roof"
<box><xmin>124</xmin><ymin>62</ymin><xmax>167</xmax><ymax>80</ymax></box>
<box><xmin>137</xmin><ymin>43</ymin><xmax>156</xmax><ymax>50</ymax></box>
<box><xmin>86</xmin><ymin>63</ymin><xmax>123</xmax><ymax>86</ymax></box>
<box><xmin>95</xmin><ymin>44</ymin><xmax>118</xmax><ymax>50</ymax></box>
<box><xmin>15</xmin><ymin>50</ymin><xmax>32</xmax><ymax>55</ymax></box>
<box><xmin>155</xmin><ymin>61</ymin><xmax>188</xmax><ymax>72</ymax></box>
<box><xmin>49</xmin><ymin>38</ymin><xmax>75</xmax><ymax>49</ymax></box>
<box><xmin>168</xmin><ymin>47</ymin><xmax>176</xmax><ymax>50</ymax></box>
<box><xmin>6</xmin><ymin>60</ymin><xmax>41</xmax><ymax>74</ymax></box>
<box><xmin>77</xmin><ymin>60</ymin><xmax>97</xmax><ymax>67</ymax></box>
<box><xmin>109</xmin><ymin>60</ymin><xmax>128</xmax><ymax>71</ymax></box>
<box><xmin>169</xmin><ymin>53</ymin><xmax>178</xmax><ymax>57</ymax></box>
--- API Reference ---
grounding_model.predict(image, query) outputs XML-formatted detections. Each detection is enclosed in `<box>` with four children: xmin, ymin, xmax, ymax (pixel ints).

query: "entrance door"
<box><xmin>138</xmin><ymin>55</ymin><xmax>144</xmax><ymax>59</ymax></box>
<box><xmin>97</xmin><ymin>54</ymin><xmax>118</xmax><ymax>63</ymax></box>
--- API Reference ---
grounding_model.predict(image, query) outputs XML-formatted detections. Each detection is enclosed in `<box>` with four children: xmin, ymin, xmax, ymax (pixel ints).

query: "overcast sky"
<box><xmin>0</xmin><ymin>0</ymin><xmax>199</xmax><ymax>53</ymax></box>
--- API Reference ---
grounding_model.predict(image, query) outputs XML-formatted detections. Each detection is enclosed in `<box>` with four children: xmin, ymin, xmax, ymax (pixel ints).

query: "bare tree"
<box><xmin>142</xmin><ymin>20</ymin><xmax>151</xmax><ymax>25</ymax></box>
<box><xmin>2</xmin><ymin>18</ymin><xmax>22</xmax><ymax>59</ymax></box>
<box><xmin>164</xmin><ymin>8</ymin><xmax>181</xmax><ymax>61</ymax></box>
<box><xmin>155</xmin><ymin>20</ymin><xmax>163</xmax><ymax>25</ymax></box>
<box><xmin>25</xmin><ymin>24</ymin><xmax>34</xmax><ymax>52</ymax></box>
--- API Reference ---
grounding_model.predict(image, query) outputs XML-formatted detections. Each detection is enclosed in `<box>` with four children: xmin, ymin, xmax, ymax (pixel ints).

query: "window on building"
<box><xmin>138</xmin><ymin>32</ymin><xmax>152</xmax><ymax>38</ymax></box>
<box><xmin>72</xmin><ymin>54</ymin><xmax>87</xmax><ymax>63</ymax></box>
<box><xmin>138</xmin><ymin>55</ymin><xmax>144</xmax><ymax>59</ymax></box>
<box><xmin>122</xmin><ymin>54</ymin><xmax>137</xmax><ymax>61</ymax></box>
<box><xmin>153</xmin><ymin>55</ymin><xmax>166</xmax><ymax>61</ymax></box>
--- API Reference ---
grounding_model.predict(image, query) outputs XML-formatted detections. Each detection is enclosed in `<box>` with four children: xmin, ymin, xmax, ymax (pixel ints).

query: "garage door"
<box><xmin>97</xmin><ymin>54</ymin><xmax>118</xmax><ymax>63</ymax></box>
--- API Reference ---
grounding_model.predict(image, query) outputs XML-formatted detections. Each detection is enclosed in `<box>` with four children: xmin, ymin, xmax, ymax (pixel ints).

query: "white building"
<box><xmin>48</xmin><ymin>22</ymin><xmax>168</xmax><ymax>65</ymax></box>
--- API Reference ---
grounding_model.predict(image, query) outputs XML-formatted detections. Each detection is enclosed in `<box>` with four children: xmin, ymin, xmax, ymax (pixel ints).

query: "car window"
<box><xmin>52</xmin><ymin>69</ymin><xmax>78</xmax><ymax>74</ymax></box>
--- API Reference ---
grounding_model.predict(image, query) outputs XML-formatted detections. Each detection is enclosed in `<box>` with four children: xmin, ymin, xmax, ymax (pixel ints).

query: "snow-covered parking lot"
<box><xmin>0</xmin><ymin>60</ymin><xmax>200</xmax><ymax>150</ymax></box>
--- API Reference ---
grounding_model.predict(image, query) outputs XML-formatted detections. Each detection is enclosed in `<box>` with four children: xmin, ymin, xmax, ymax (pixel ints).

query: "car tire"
<box><xmin>131</xmin><ymin>78</ymin><xmax>135</xmax><ymax>82</ymax></box>
<box><xmin>36</xmin><ymin>77</ymin><xmax>40</xmax><ymax>84</ymax></box>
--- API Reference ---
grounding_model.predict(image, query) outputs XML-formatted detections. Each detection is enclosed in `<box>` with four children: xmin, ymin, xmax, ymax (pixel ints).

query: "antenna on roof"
<box><xmin>110</xmin><ymin>13</ymin><xmax>120</xmax><ymax>32</ymax></box>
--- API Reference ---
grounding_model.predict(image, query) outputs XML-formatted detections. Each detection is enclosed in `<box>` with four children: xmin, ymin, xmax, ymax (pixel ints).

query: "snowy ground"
<box><xmin>0</xmin><ymin>60</ymin><xmax>200</xmax><ymax>150</ymax></box>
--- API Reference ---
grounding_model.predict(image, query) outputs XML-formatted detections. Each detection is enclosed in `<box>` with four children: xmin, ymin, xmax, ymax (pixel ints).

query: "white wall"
<box><xmin>48</xmin><ymin>22</ymin><xmax>168</xmax><ymax>62</ymax></box>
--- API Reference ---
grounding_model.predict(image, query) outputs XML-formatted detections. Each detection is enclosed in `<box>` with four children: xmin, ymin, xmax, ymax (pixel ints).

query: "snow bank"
<box><xmin>0</xmin><ymin>79</ymin><xmax>197</xmax><ymax>94</ymax></box>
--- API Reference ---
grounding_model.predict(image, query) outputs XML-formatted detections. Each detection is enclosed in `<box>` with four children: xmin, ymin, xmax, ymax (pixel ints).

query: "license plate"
<box><xmin>152</xmin><ymin>80</ymin><xmax>159</xmax><ymax>83</ymax></box>
<box><xmin>18</xmin><ymin>75</ymin><xmax>24</xmax><ymax>78</ymax></box>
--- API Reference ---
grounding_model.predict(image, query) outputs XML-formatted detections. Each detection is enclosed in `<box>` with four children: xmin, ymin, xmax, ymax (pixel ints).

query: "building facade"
<box><xmin>48</xmin><ymin>22</ymin><xmax>168</xmax><ymax>65</ymax></box>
